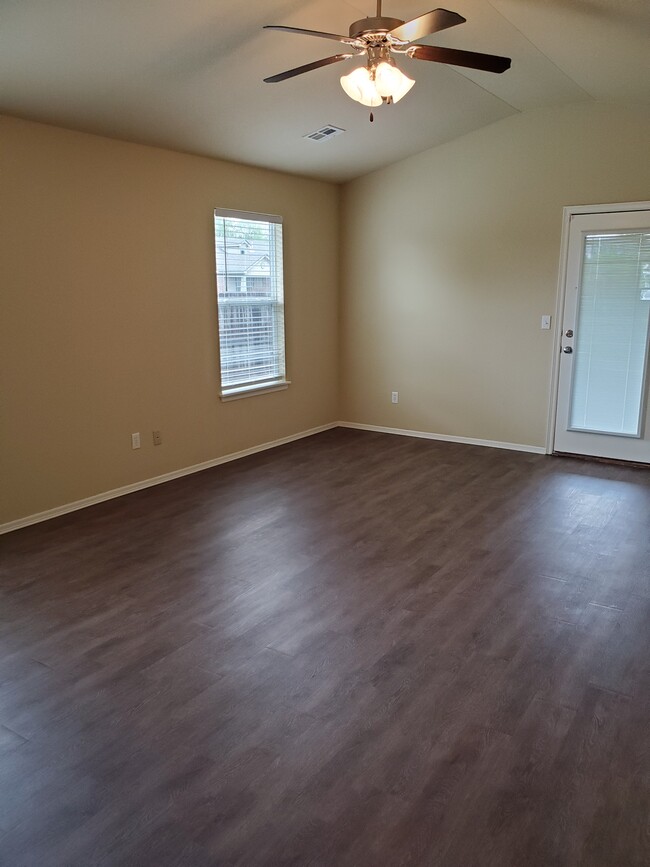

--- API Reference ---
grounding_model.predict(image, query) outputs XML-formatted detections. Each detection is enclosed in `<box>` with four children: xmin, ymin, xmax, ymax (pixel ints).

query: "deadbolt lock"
<box><xmin>565</xmin><ymin>329</ymin><xmax>574</xmax><ymax>338</ymax></box>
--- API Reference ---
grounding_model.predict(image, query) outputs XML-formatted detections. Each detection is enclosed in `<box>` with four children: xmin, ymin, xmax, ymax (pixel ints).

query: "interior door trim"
<box><xmin>545</xmin><ymin>200</ymin><xmax>650</xmax><ymax>455</ymax></box>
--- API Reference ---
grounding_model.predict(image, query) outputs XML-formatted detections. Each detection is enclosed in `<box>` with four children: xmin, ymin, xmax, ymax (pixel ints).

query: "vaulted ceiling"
<box><xmin>1</xmin><ymin>0</ymin><xmax>648</xmax><ymax>182</ymax></box>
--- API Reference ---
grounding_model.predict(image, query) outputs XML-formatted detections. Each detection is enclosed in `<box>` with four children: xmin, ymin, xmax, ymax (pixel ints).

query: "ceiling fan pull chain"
<box><xmin>370</xmin><ymin>111</ymin><xmax>374</xmax><ymax>122</ymax></box>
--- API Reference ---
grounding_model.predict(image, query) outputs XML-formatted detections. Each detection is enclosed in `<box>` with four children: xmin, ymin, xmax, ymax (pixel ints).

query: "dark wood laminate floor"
<box><xmin>1</xmin><ymin>428</ymin><xmax>649</xmax><ymax>867</ymax></box>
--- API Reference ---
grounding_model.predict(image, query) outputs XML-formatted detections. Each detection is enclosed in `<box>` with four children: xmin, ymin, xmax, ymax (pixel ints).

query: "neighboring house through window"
<box><xmin>214</xmin><ymin>209</ymin><xmax>288</xmax><ymax>399</ymax></box>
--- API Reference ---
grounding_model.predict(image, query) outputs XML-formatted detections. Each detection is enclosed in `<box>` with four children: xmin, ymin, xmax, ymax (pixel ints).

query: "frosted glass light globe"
<box><xmin>374</xmin><ymin>62</ymin><xmax>415</xmax><ymax>103</ymax></box>
<box><xmin>340</xmin><ymin>67</ymin><xmax>382</xmax><ymax>107</ymax></box>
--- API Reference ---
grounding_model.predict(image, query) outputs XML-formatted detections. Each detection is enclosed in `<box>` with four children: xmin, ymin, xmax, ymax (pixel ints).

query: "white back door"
<box><xmin>554</xmin><ymin>209</ymin><xmax>650</xmax><ymax>463</ymax></box>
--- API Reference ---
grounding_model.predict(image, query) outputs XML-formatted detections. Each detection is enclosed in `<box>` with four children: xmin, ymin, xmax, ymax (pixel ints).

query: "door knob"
<box><xmin>563</xmin><ymin>346</ymin><xmax>573</xmax><ymax>354</ymax></box>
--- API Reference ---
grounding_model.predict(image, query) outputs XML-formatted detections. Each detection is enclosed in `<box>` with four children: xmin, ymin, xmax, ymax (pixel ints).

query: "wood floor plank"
<box><xmin>0</xmin><ymin>428</ymin><xmax>648</xmax><ymax>865</ymax></box>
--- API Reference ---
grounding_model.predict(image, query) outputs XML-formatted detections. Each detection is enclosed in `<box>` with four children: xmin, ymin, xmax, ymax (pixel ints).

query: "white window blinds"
<box><xmin>214</xmin><ymin>209</ymin><xmax>286</xmax><ymax>396</ymax></box>
<box><xmin>570</xmin><ymin>230</ymin><xmax>650</xmax><ymax>436</ymax></box>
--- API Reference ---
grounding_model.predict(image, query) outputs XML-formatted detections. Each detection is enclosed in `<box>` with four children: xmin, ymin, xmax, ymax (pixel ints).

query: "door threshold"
<box><xmin>553</xmin><ymin>451</ymin><xmax>650</xmax><ymax>469</ymax></box>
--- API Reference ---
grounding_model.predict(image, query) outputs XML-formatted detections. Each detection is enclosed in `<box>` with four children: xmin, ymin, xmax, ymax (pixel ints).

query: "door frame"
<box><xmin>545</xmin><ymin>199</ymin><xmax>650</xmax><ymax>455</ymax></box>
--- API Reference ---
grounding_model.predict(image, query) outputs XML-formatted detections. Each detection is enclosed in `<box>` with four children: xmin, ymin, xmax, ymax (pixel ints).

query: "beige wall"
<box><xmin>4</xmin><ymin>103</ymin><xmax>650</xmax><ymax>527</ymax></box>
<box><xmin>340</xmin><ymin>102</ymin><xmax>650</xmax><ymax>448</ymax></box>
<box><xmin>0</xmin><ymin>116</ymin><xmax>339</xmax><ymax>525</ymax></box>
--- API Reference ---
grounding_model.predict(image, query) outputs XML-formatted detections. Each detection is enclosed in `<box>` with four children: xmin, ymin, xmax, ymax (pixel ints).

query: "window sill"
<box><xmin>220</xmin><ymin>380</ymin><xmax>291</xmax><ymax>402</ymax></box>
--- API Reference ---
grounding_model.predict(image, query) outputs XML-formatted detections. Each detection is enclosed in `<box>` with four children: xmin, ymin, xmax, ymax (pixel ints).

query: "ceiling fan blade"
<box><xmin>390</xmin><ymin>8</ymin><xmax>465</xmax><ymax>43</ymax></box>
<box><xmin>409</xmin><ymin>44</ymin><xmax>511</xmax><ymax>73</ymax></box>
<box><xmin>264</xmin><ymin>54</ymin><xmax>354</xmax><ymax>83</ymax></box>
<box><xmin>263</xmin><ymin>25</ymin><xmax>359</xmax><ymax>46</ymax></box>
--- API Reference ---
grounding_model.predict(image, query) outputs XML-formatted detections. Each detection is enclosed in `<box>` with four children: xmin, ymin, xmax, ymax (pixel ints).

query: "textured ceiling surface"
<box><xmin>1</xmin><ymin>0</ymin><xmax>648</xmax><ymax>181</ymax></box>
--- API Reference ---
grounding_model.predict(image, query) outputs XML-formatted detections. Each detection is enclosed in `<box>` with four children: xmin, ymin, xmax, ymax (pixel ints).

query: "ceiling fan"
<box><xmin>263</xmin><ymin>2</ymin><xmax>511</xmax><ymax>112</ymax></box>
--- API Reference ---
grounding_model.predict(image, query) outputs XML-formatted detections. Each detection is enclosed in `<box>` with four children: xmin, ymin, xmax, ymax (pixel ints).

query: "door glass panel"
<box><xmin>569</xmin><ymin>230</ymin><xmax>650</xmax><ymax>436</ymax></box>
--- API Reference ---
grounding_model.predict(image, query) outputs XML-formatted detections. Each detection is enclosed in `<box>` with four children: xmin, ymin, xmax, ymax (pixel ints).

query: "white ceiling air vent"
<box><xmin>303</xmin><ymin>125</ymin><xmax>345</xmax><ymax>142</ymax></box>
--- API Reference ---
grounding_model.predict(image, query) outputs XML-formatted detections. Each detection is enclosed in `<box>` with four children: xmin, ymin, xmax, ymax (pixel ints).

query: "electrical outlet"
<box><xmin>152</xmin><ymin>430</ymin><xmax>162</xmax><ymax>446</ymax></box>
<box><xmin>391</xmin><ymin>391</ymin><xmax>399</xmax><ymax>404</ymax></box>
<box><xmin>131</xmin><ymin>432</ymin><xmax>141</xmax><ymax>449</ymax></box>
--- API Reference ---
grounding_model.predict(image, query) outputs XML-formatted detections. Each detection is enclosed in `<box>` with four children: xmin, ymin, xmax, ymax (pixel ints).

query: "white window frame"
<box><xmin>214</xmin><ymin>208</ymin><xmax>289</xmax><ymax>400</ymax></box>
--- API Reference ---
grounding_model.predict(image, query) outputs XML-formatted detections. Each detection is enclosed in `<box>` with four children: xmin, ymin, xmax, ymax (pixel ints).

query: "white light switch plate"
<box><xmin>541</xmin><ymin>315</ymin><xmax>552</xmax><ymax>330</ymax></box>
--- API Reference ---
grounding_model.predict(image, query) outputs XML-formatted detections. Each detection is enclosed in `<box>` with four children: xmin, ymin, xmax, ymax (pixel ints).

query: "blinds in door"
<box><xmin>570</xmin><ymin>230</ymin><xmax>650</xmax><ymax>436</ymax></box>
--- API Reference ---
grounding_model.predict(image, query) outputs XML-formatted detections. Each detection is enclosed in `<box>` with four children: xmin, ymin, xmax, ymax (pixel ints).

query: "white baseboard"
<box><xmin>338</xmin><ymin>421</ymin><xmax>547</xmax><ymax>455</ymax></box>
<box><xmin>1</xmin><ymin>420</ymin><xmax>546</xmax><ymax>535</ymax></box>
<box><xmin>0</xmin><ymin>423</ymin><xmax>338</xmax><ymax>535</ymax></box>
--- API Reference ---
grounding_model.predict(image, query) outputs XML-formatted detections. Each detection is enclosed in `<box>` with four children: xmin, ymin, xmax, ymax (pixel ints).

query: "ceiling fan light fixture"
<box><xmin>374</xmin><ymin>61</ymin><xmax>415</xmax><ymax>103</ymax></box>
<box><xmin>265</xmin><ymin>5</ymin><xmax>511</xmax><ymax>106</ymax></box>
<box><xmin>340</xmin><ymin>66</ymin><xmax>382</xmax><ymax>107</ymax></box>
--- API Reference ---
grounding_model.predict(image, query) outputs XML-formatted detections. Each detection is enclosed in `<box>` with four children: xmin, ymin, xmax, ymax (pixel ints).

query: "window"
<box><xmin>214</xmin><ymin>209</ymin><xmax>287</xmax><ymax>398</ymax></box>
<box><xmin>569</xmin><ymin>230</ymin><xmax>650</xmax><ymax>435</ymax></box>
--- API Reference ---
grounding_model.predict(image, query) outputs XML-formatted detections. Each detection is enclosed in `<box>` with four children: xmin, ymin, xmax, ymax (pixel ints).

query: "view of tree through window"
<box><xmin>214</xmin><ymin>210</ymin><xmax>286</xmax><ymax>395</ymax></box>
